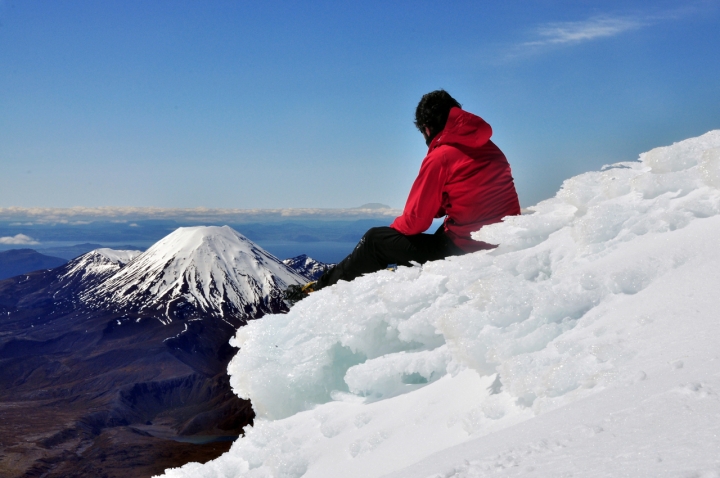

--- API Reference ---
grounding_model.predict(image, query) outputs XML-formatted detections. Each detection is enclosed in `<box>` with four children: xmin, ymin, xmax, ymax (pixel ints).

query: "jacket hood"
<box><xmin>429</xmin><ymin>107</ymin><xmax>493</xmax><ymax>152</ymax></box>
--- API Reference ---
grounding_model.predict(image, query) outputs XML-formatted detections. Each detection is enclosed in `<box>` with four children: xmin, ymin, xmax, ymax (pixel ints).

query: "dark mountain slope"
<box><xmin>0</xmin><ymin>227</ymin><xmax>304</xmax><ymax>477</ymax></box>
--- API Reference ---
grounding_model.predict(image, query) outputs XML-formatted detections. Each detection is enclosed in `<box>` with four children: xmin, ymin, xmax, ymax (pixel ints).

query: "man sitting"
<box><xmin>286</xmin><ymin>89</ymin><xmax>520</xmax><ymax>302</ymax></box>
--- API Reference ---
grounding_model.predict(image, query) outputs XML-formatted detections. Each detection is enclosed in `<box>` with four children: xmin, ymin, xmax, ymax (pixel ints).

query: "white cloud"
<box><xmin>513</xmin><ymin>3</ymin><xmax>715</xmax><ymax>55</ymax></box>
<box><xmin>523</xmin><ymin>16</ymin><xmax>644</xmax><ymax>47</ymax></box>
<box><xmin>0</xmin><ymin>233</ymin><xmax>39</xmax><ymax>245</ymax></box>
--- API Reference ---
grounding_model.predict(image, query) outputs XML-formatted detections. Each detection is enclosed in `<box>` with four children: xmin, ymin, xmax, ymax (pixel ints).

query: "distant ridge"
<box><xmin>59</xmin><ymin>248</ymin><xmax>142</xmax><ymax>287</ymax></box>
<box><xmin>38</xmin><ymin>242</ymin><xmax>146</xmax><ymax>260</ymax></box>
<box><xmin>283</xmin><ymin>254</ymin><xmax>334</xmax><ymax>281</ymax></box>
<box><xmin>0</xmin><ymin>248</ymin><xmax>67</xmax><ymax>280</ymax></box>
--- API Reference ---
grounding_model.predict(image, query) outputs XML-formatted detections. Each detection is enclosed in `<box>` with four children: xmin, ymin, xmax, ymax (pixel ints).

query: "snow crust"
<box><xmin>84</xmin><ymin>226</ymin><xmax>306</xmax><ymax>319</ymax></box>
<box><xmin>158</xmin><ymin>131</ymin><xmax>720</xmax><ymax>478</ymax></box>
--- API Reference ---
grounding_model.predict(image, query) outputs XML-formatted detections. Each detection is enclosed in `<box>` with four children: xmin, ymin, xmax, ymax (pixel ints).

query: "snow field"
<box><xmin>389</xmin><ymin>241</ymin><xmax>720</xmax><ymax>477</ymax></box>
<box><xmin>159</xmin><ymin>131</ymin><xmax>720</xmax><ymax>477</ymax></box>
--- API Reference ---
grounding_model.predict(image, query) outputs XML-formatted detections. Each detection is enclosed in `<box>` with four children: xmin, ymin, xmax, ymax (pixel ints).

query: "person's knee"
<box><xmin>365</xmin><ymin>226</ymin><xmax>399</xmax><ymax>239</ymax></box>
<box><xmin>364</xmin><ymin>226</ymin><xmax>383</xmax><ymax>240</ymax></box>
<box><xmin>362</xmin><ymin>226</ymin><xmax>394</xmax><ymax>246</ymax></box>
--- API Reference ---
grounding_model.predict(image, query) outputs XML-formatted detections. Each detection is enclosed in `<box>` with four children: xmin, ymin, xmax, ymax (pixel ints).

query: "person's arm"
<box><xmin>390</xmin><ymin>150</ymin><xmax>449</xmax><ymax>235</ymax></box>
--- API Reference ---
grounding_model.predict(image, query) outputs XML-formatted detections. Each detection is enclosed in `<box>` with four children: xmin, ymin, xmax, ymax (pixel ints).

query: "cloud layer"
<box><xmin>0</xmin><ymin>206</ymin><xmax>402</xmax><ymax>224</ymax></box>
<box><xmin>0</xmin><ymin>233</ymin><xmax>39</xmax><ymax>245</ymax></box>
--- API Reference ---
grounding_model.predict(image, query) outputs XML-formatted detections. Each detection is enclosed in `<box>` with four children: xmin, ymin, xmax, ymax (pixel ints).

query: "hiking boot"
<box><xmin>284</xmin><ymin>281</ymin><xmax>317</xmax><ymax>306</ymax></box>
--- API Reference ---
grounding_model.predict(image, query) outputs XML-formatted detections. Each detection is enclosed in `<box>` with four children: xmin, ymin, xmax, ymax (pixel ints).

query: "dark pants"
<box><xmin>315</xmin><ymin>226</ymin><xmax>464</xmax><ymax>289</ymax></box>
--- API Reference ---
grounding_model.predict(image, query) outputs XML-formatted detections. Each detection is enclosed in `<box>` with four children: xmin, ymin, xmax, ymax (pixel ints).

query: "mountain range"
<box><xmin>0</xmin><ymin>226</ymin><xmax>316</xmax><ymax>477</ymax></box>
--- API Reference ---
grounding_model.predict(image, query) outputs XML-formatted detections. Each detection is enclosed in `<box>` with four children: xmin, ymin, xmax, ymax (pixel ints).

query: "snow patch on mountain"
<box><xmin>82</xmin><ymin>226</ymin><xmax>306</xmax><ymax>321</ymax></box>
<box><xmin>60</xmin><ymin>248</ymin><xmax>142</xmax><ymax>284</ymax></box>
<box><xmin>158</xmin><ymin>131</ymin><xmax>720</xmax><ymax>478</ymax></box>
<box><xmin>283</xmin><ymin>254</ymin><xmax>333</xmax><ymax>281</ymax></box>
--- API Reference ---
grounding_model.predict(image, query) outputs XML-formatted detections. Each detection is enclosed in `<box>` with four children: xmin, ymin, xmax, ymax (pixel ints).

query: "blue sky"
<box><xmin>1</xmin><ymin>0</ymin><xmax>719</xmax><ymax>211</ymax></box>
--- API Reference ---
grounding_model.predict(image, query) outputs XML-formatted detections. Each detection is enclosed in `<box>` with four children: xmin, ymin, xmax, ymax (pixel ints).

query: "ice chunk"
<box><xmin>225</xmin><ymin>131</ymin><xmax>720</xmax><ymax>422</ymax></box>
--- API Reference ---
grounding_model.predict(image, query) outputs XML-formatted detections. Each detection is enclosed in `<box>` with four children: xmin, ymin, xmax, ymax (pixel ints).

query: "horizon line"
<box><xmin>0</xmin><ymin>206</ymin><xmax>402</xmax><ymax>224</ymax></box>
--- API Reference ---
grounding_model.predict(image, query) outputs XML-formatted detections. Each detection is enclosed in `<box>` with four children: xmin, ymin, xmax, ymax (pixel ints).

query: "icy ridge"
<box><xmin>159</xmin><ymin>130</ymin><xmax>720</xmax><ymax>478</ymax></box>
<box><xmin>82</xmin><ymin>226</ymin><xmax>306</xmax><ymax>319</ymax></box>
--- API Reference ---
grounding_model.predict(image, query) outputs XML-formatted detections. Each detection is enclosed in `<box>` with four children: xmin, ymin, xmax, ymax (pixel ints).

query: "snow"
<box><xmin>282</xmin><ymin>255</ymin><xmax>333</xmax><ymax>281</ymax></box>
<box><xmin>157</xmin><ymin>131</ymin><xmax>720</xmax><ymax>478</ymax></box>
<box><xmin>93</xmin><ymin>247</ymin><xmax>141</xmax><ymax>264</ymax></box>
<box><xmin>59</xmin><ymin>247</ymin><xmax>142</xmax><ymax>283</ymax></box>
<box><xmin>84</xmin><ymin>226</ymin><xmax>306</xmax><ymax>319</ymax></box>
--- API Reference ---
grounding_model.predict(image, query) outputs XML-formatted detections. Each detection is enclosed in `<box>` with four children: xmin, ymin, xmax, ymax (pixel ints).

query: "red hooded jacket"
<box><xmin>390</xmin><ymin>107</ymin><xmax>520</xmax><ymax>252</ymax></box>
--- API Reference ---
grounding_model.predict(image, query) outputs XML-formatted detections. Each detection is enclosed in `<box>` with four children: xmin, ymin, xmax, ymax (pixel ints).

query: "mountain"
<box><xmin>60</xmin><ymin>247</ymin><xmax>142</xmax><ymax>287</ymax></box>
<box><xmin>0</xmin><ymin>248</ymin><xmax>142</xmax><ymax>319</ymax></box>
<box><xmin>83</xmin><ymin>226</ymin><xmax>306</xmax><ymax>322</ymax></box>
<box><xmin>38</xmin><ymin>243</ymin><xmax>146</xmax><ymax>260</ymax></box>
<box><xmin>0</xmin><ymin>226</ymin><xmax>304</xmax><ymax>478</ymax></box>
<box><xmin>0</xmin><ymin>248</ymin><xmax>67</xmax><ymax>280</ymax></box>
<box><xmin>282</xmin><ymin>254</ymin><xmax>334</xmax><ymax>281</ymax></box>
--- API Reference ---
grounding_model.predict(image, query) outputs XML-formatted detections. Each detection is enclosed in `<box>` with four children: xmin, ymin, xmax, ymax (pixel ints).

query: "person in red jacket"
<box><xmin>286</xmin><ymin>90</ymin><xmax>520</xmax><ymax>301</ymax></box>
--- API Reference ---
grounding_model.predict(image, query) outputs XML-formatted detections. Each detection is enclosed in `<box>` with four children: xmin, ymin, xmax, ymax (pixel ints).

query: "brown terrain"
<box><xmin>0</xmin><ymin>261</ymin><xmax>273</xmax><ymax>477</ymax></box>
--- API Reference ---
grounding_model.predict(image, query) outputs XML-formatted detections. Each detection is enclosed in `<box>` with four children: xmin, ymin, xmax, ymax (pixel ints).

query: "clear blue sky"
<box><xmin>1</xmin><ymin>0</ymin><xmax>719</xmax><ymax>210</ymax></box>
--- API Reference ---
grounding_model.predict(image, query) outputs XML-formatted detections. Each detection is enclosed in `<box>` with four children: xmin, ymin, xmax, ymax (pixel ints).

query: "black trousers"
<box><xmin>315</xmin><ymin>226</ymin><xmax>464</xmax><ymax>289</ymax></box>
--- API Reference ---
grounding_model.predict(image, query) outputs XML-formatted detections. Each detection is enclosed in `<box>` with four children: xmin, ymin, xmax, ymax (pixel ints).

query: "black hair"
<box><xmin>414</xmin><ymin>90</ymin><xmax>461</xmax><ymax>142</ymax></box>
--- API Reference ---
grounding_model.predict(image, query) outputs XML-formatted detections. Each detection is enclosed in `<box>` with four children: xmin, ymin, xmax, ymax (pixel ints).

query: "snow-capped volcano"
<box><xmin>82</xmin><ymin>226</ymin><xmax>306</xmax><ymax>321</ymax></box>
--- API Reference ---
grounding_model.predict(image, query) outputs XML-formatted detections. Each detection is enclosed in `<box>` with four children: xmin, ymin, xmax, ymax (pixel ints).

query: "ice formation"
<box><xmin>159</xmin><ymin>131</ymin><xmax>720</xmax><ymax>477</ymax></box>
